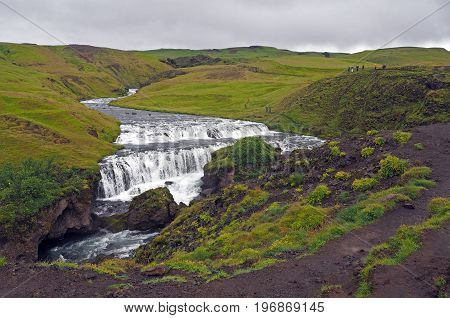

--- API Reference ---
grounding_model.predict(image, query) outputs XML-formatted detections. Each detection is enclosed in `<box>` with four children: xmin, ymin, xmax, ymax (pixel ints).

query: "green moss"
<box><xmin>373</xmin><ymin>136</ymin><xmax>386</xmax><ymax>146</ymax></box>
<box><xmin>143</xmin><ymin>275</ymin><xmax>187</xmax><ymax>285</ymax></box>
<box><xmin>306</xmin><ymin>184</ymin><xmax>331</xmax><ymax>205</ymax></box>
<box><xmin>414</xmin><ymin>143</ymin><xmax>424</xmax><ymax>150</ymax></box>
<box><xmin>0</xmin><ymin>256</ymin><xmax>7</xmax><ymax>267</ymax></box>
<box><xmin>360</xmin><ymin>147</ymin><xmax>375</xmax><ymax>158</ymax></box>
<box><xmin>338</xmin><ymin>191</ymin><xmax>351</xmax><ymax>203</ymax></box>
<box><xmin>393</xmin><ymin>131</ymin><xmax>412</xmax><ymax>143</ymax></box>
<box><xmin>352</xmin><ymin>178</ymin><xmax>378</xmax><ymax>191</ymax></box>
<box><xmin>335</xmin><ymin>171</ymin><xmax>351</xmax><ymax>181</ymax></box>
<box><xmin>378</xmin><ymin>155</ymin><xmax>408</xmax><ymax>179</ymax></box>
<box><xmin>366</xmin><ymin>130</ymin><xmax>379</xmax><ymax>136</ymax></box>
<box><xmin>37</xmin><ymin>260</ymin><xmax>79</xmax><ymax>270</ymax></box>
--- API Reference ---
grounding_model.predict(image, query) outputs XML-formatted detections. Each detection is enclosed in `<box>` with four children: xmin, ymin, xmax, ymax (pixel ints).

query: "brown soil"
<box><xmin>1</xmin><ymin>123</ymin><xmax>448</xmax><ymax>298</ymax></box>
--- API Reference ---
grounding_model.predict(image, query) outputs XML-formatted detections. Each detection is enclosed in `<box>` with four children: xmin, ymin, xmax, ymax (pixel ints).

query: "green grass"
<box><xmin>352</xmin><ymin>178</ymin><xmax>378</xmax><ymax>192</ymax></box>
<box><xmin>361</xmin><ymin>147</ymin><xmax>375</xmax><ymax>158</ymax></box>
<box><xmin>393</xmin><ymin>131</ymin><xmax>412</xmax><ymax>143</ymax></box>
<box><xmin>143</xmin><ymin>275</ymin><xmax>188</xmax><ymax>285</ymax></box>
<box><xmin>0</xmin><ymin>256</ymin><xmax>7</xmax><ymax>267</ymax></box>
<box><xmin>355</xmin><ymin>197</ymin><xmax>450</xmax><ymax>297</ymax></box>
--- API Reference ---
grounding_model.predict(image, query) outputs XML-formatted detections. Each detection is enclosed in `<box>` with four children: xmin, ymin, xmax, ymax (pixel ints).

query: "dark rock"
<box><xmin>0</xmin><ymin>187</ymin><xmax>96</xmax><ymax>261</ymax></box>
<box><xmin>164</xmin><ymin>55</ymin><xmax>223</xmax><ymax>68</ymax></box>
<box><xmin>402</xmin><ymin>203</ymin><xmax>415</xmax><ymax>209</ymax></box>
<box><xmin>127</xmin><ymin>188</ymin><xmax>179</xmax><ymax>231</ymax></box>
<box><xmin>165</xmin><ymin>181</ymin><xmax>174</xmax><ymax>186</ymax></box>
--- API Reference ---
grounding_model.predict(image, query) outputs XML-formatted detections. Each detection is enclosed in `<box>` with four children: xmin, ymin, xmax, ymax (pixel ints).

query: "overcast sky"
<box><xmin>0</xmin><ymin>0</ymin><xmax>449</xmax><ymax>52</ymax></box>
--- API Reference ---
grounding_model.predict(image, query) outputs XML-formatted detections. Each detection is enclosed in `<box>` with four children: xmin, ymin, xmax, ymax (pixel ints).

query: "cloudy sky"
<box><xmin>0</xmin><ymin>0</ymin><xmax>449</xmax><ymax>52</ymax></box>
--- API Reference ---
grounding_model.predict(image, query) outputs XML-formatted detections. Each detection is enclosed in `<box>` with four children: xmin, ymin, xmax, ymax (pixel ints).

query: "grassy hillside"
<box><xmin>0</xmin><ymin>43</ymin><xmax>170</xmax><ymax>168</ymax></box>
<box><xmin>114</xmin><ymin>46</ymin><xmax>449</xmax><ymax>133</ymax></box>
<box><xmin>278</xmin><ymin>67</ymin><xmax>450</xmax><ymax>136</ymax></box>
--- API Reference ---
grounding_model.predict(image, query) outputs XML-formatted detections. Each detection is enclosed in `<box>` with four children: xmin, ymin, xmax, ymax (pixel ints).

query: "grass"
<box><xmin>37</xmin><ymin>260</ymin><xmax>79</xmax><ymax>269</ymax></box>
<box><xmin>0</xmin><ymin>256</ymin><xmax>7</xmax><ymax>267</ymax></box>
<box><xmin>335</xmin><ymin>171</ymin><xmax>351</xmax><ymax>181</ymax></box>
<box><xmin>378</xmin><ymin>155</ymin><xmax>408</xmax><ymax>179</ymax></box>
<box><xmin>82</xmin><ymin>259</ymin><xmax>137</xmax><ymax>277</ymax></box>
<box><xmin>143</xmin><ymin>275</ymin><xmax>187</xmax><ymax>285</ymax></box>
<box><xmin>108</xmin><ymin>283</ymin><xmax>133</xmax><ymax>290</ymax></box>
<box><xmin>355</xmin><ymin>197</ymin><xmax>450</xmax><ymax>297</ymax></box>
<box><xmin>306</xmin><ymin>185</ymin><xmax>331</xmax><ymax>205</ymax></box>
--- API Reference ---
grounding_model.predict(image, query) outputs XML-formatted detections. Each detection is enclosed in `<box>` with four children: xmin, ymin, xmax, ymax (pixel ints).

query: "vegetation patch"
<box><xmin>360</xmin><ymin>147</ymin><xmax>375</xmax><ymax>158</ymax></box>
<box><xmin>352</xmin><ymin>178</ymin><xmax>378</xmax><ymax>192</ymax></box>
<box><xmin>366</xmin><ymin>130</ymin><xmax>379</xmax><ymax>136</ymax></box>
<box><xmin>393</xmin><ymin>131</ymin><xmax>412</xmax><ymax>143</ymax></box>
<box><xmin>335</xmin><ymin>171</ymin><xmax>351</xmax><ymax>181</ymax></box>
<box><xmin>0</xmin><ymin>159</ymin><xmax>86</xmax><ymax>240</ymax></box>
<box><xmin>82</xmin><ymin>259</ymin><xmax>138</xmax><ymax>277</ymax></box>
<box><xmin>355</xmin><ymin>197</ymin><xmax>450</xmax><ymax>297</ymax></box>
<box><xmin>143</xmin><ymin>275</ymin><xmax>187</xmax><ymax>285</ymax></box>
<box><xmin>414</xmin><ymin>143</ymin><xmax>424</xmax><ymax>150</ymax></box>
<box><xmin>374</xmin><ymin>136</ymin><xmax>386</xmax><ymax>146</ymax></box>
<box><xmin>0</xmin><ymin>256</ymin><xmax>7</xmax><ymax>267</ymax></box>
<box><xmin>378</xmin><ymin>155</ymin><xmax>408</xmax><ymax>179</ymax></box>
<box><xmin>205</xmin><ymin>137</ymin><xmax>276</xmax><ymax>181</ymax></box>
<box><xmin>306</xmin><ymin>185</ymin><xmax>331</xmax><ymax>205</ymax></box>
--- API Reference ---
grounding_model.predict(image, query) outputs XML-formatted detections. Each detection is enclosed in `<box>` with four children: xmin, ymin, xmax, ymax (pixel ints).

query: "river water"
<box><xmin>41</xmin><ymin>90</ymin><xmax>324</xmax><ymax>262</ymax></box>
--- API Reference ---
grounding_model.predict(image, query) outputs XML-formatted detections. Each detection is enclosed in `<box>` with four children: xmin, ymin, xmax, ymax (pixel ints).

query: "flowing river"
<box><xmin>41</xmin><ymin>90</ymin><xmax>324</xmax><ymax>262</ymax></box>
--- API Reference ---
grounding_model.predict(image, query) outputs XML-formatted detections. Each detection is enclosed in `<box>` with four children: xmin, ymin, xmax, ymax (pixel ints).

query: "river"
<box><xmin>41</xmin><ymin>90</ymin><xmax>323</xmax><ymax>262</ymax></box>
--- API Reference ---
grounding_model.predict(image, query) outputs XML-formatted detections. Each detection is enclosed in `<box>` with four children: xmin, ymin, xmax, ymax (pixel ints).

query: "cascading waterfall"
<box><xmin>41</xmin><ymin>89</ymin><xmax>324</xmax><ymax>262</ymax></box>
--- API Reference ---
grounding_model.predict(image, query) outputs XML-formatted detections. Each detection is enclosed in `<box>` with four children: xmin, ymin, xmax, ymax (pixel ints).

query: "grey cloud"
<box><xmin>0</xmin><ymin>0</ymin><xmax>449</xmax><ymax>52</ymax></box>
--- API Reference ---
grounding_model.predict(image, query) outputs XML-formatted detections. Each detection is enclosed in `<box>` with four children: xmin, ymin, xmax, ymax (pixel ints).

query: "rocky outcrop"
<box><xmin>0</xmin><ymin>188</ymin><xmax>96</xmax><ymax>262</ymax></box>
<box><xmin>98</xmin><ymin>187</ymin><xmax>181</xmax><ymax>233</ymax></box>
<box><xmin>200</xmin><ymin>166</ymin><xmax>235</xmax><ymax>196</ymax></box>
<box><xmin>164</xmin><ymin>55</ymin><xmax>223</xmax><ymax>68</ymax></box>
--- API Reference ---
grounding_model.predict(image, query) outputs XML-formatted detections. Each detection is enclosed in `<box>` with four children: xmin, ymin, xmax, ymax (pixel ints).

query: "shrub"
<box><xmin>352</xmin><ymin>178</ymin><xmax>378</xmax><ymax>191</ymax></box>
<box><xmin>306</xmin><ymin>185</ymin><xmax>331</xmax><ymax>205</ymax></box>
<box><xmin>401</xmin><ymin>166</ymin><xmax>432</xmax><ymax>181</ymax></box>
<box><xmin>335</xmin><ymin>171</ymin><xmax>351</xmax><ymax>181</ymax></box>
<box><xmin>0</xmin><ymin>256</ymin><xmax>6</xmax><ymax>267</ymax></box>
<box><xmin>366</xmin><ymin>130</ymin><xmax>379</xmax><ymax>136</ymax></box>
<box><xmin>360</xmin><ymin>147</ymin><xmax>375</xmax><ymax>158</ymax></box>
<box><xmin>373</xmin><ymin>136</ymin><xmax>386</xmax><ymax>146</ymax></box>
<box><xmin>289</xmin><ymin>172</ymin><xmax>305</xmax><ymax>187</ymax></box>
<box><xmin>378</xmin><ymin>155</ymin><xmax>408</xmax><ymax>179</ymax></box>
<box><xmin>393</xmin><ymin>131</ymin><xmax>412</xmax><ymax>143</ymax></box>
<box><xmin>414</xmin><ymin>143</ymin><xmax>424</xmax><ymax>150</ymax></box>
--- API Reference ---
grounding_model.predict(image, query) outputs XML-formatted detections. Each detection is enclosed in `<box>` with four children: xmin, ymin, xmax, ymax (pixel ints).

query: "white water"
<box><xmin>42</xmin><ymin>89</ymin><xmax>323</xmax><ymax>262</ymax></box>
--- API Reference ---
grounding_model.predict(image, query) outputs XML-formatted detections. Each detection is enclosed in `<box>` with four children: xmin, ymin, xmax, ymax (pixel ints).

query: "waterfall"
<box><xmin>97</xmin><ymin>146</ymin><xmax>219</xmax><ymax>204</ymax></box>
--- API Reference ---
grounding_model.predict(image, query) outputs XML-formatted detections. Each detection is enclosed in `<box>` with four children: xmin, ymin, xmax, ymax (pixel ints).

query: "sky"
<box><xmin>0</xmin><ymin>0</ymin><xmax>449</xmax><ymax>53</ymax></box>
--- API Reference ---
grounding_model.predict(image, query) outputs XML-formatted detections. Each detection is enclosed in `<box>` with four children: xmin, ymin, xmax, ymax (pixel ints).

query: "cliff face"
<box><xmin>0</xmin><ymin>188</ymin><xmax>96</xmax><ymax>262</ymax></box>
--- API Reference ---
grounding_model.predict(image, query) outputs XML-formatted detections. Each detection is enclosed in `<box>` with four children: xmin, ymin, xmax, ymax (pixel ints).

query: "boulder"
<box><xmin>127</xmin><ymin>187</ymin><xmax>179</xmax><ymax>231</ymax></box>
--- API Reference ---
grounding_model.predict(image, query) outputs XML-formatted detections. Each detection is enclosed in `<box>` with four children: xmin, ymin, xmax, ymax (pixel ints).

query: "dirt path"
<box><xmin>1</xmin><ymin>123</ymin><xmax>448</xmax><ymax>298</ymax></box>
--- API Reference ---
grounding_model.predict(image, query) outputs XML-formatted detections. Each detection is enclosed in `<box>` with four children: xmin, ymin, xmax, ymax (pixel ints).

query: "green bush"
<box><xmin>0</xmin><ymin>256</ymin><xmax>6</xmax><ymax>267</ymax></box>
<box><xmin>289</xmin><ymin>172</ymin><xmax>305</xmax><ymax>187</ymax></box>
<box><xmin>306</xmin><ymin>185</ymin><xmax>331</xmax><ymax>205</ymax></box>
<box><xmin>366</xmin><ymin>130</ymin><xmax>379</xmax><ymax>136</ymax></box>
<box><xmin>373</xmin><ymin>136</ymin><xmax>386</xmax><ymax>146</ymax></box>
<box><xmin>414</xmin><ymin>143</ymin><xmax>424</xmax><ymax>150</ymax></box>
<box><xmin>338</xmin><ymin>191</ymin><xmax>351</xmax><ymax>203</ymax></box>
<box><xmin>378</xmin><ymin>155</ymin><xmax>408</xmax><ymax>179</ymax></box>
<box><xmin>0</xmin><ymin>159</ymin><xmax>85</xmax><ymax>239</ymax></box>
<box><xmin>361</xmin><ymin>147</ymin><xmax>375</xmax><ymax>158</ymax></box>
<box><xmin>393</xmin><ymin>131</ymin><xmax>412</xmax><ymax>143</ymax></box>
<box><xmin>330</xmin><ymin>146</ymin><xmax>346</xmax><ymax>157</ymax></box>
<box><xmin>335</xmin><ymin>171</ymin><xmax>351</xmax><ymax>181</ymax></box>
<box><xmin>352</xmin><ymin>178</ymin><xmax>378</xmax><ymax>191</ymax></box>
